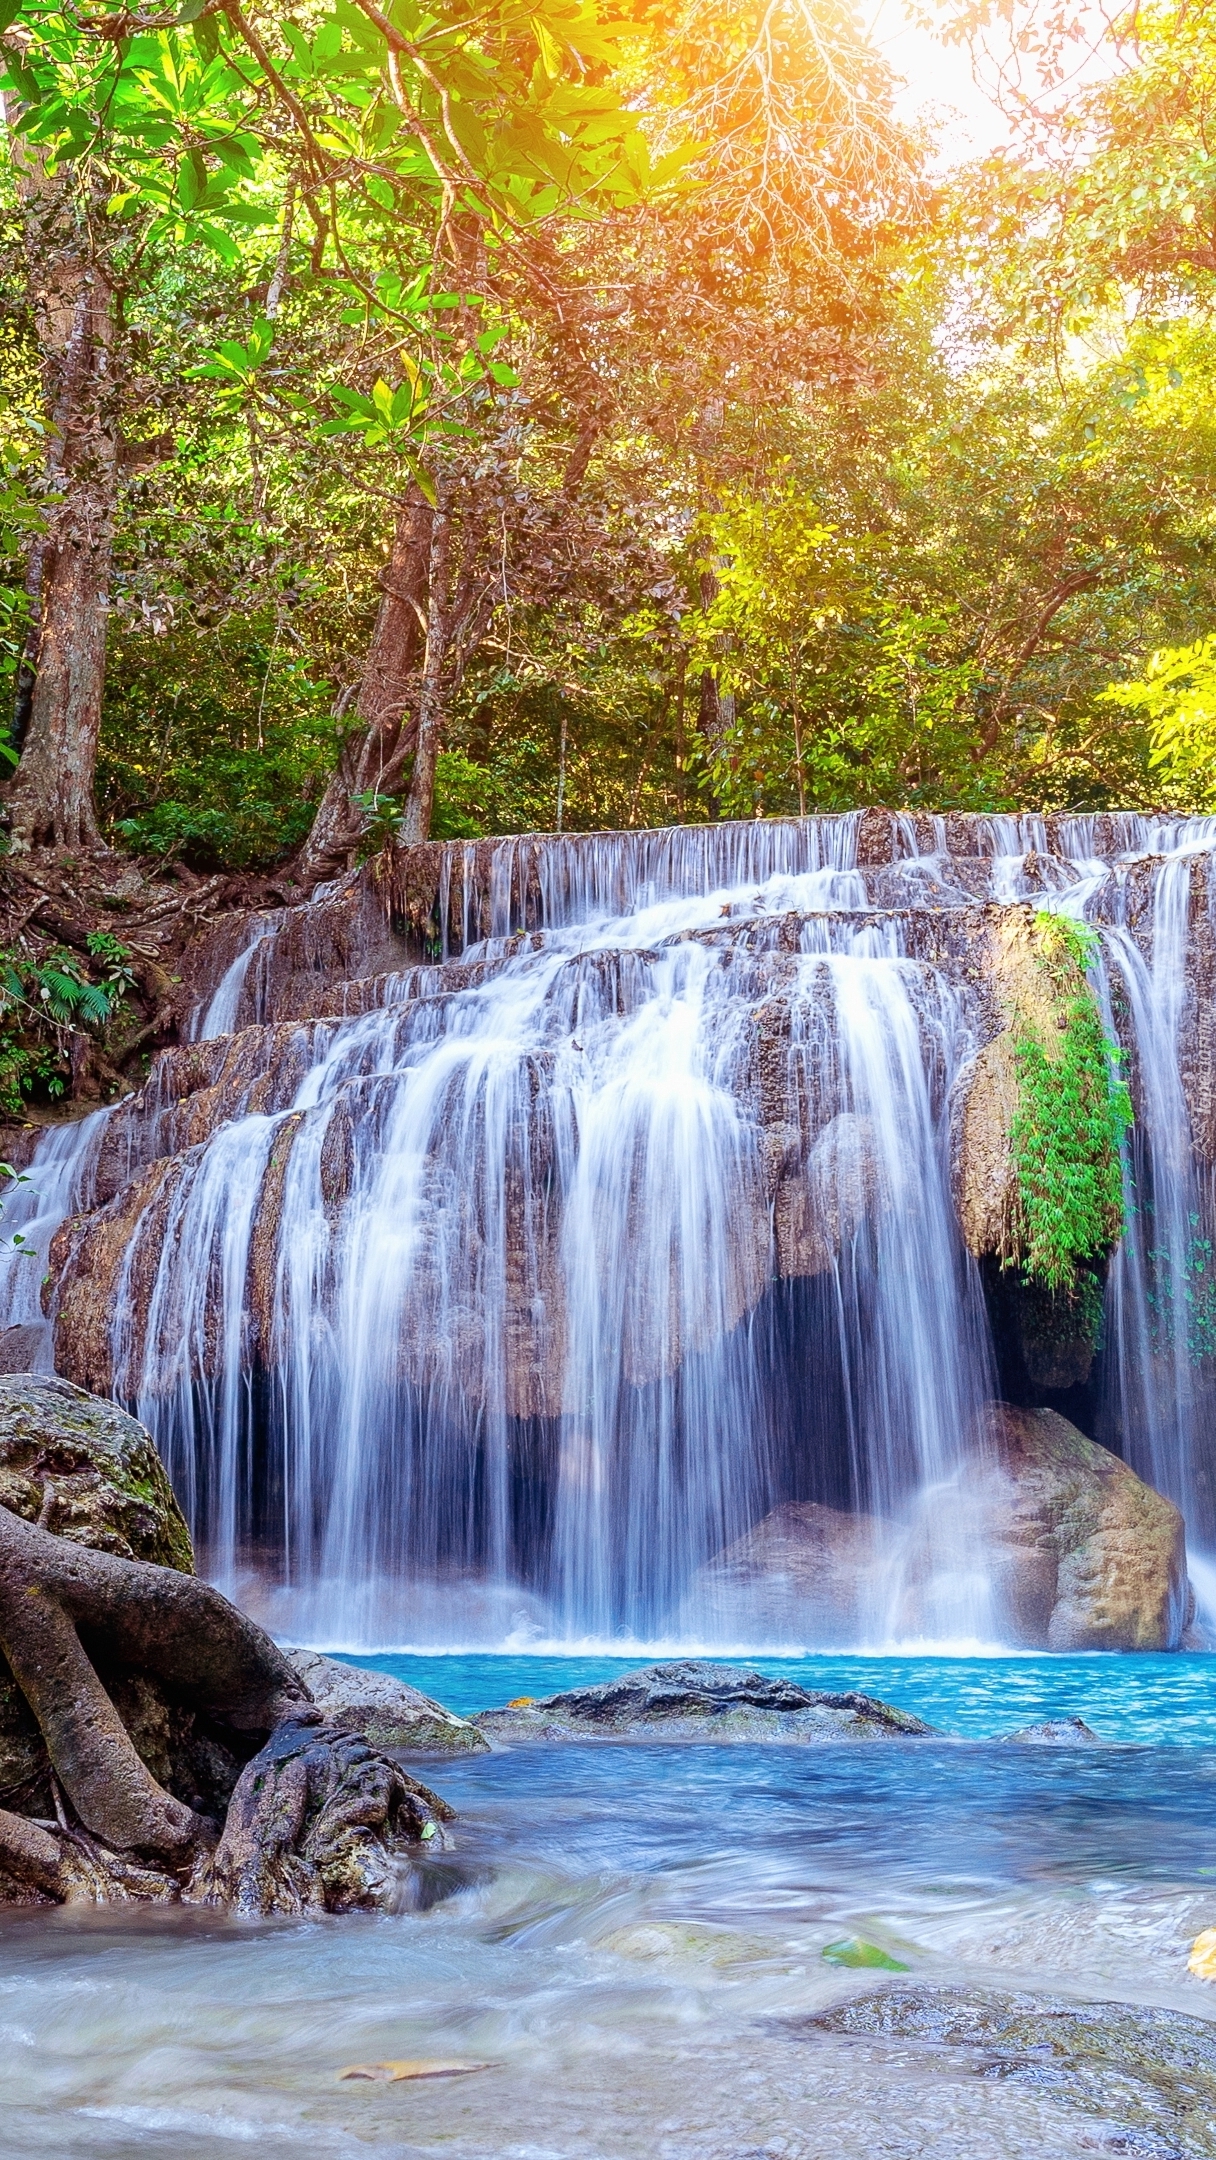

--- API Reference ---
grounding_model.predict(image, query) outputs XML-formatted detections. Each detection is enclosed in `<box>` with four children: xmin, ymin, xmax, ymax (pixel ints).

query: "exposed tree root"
<box><xmin>0</xmin><ymin>1502</ymin><xmax>312</xmax><ymax>1864</ymax></box>
<box><xmin>192</xmin><ymin>1719</ymin><xmax>453</xmax><ymax>1917</ymax></box>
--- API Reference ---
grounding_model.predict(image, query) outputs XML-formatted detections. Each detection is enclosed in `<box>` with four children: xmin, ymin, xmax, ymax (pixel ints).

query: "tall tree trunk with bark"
<box><xmin>696</xmin><ymin>567</ymin><xmax>734</xmax><ymax>821</ymax></box>
<box><xmin>8</xmin><ymin>171</ymin><xmax>118</xmax><ymax>853</ymax></box>
<box><xmin>293</xmin><ymin>489</ymin><xmax>433</xmax><ymax>886</ymax></box>
<box><xmin>399</xmin><ymin>494</ymin><xmax>452</xmax><ymax>847</ymax></box>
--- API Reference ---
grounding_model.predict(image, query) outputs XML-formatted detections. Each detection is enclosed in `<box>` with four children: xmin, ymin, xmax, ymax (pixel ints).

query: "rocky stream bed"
<box><xmin>0</xmin><ymin>1371</ymin><xmax>1213</xmax><ymax>2155</ymax></box>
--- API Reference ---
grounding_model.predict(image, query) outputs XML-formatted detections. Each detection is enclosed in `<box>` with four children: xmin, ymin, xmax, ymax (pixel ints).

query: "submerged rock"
<box><xmin>980</xmin><ymin>1403</ymin><xmax>1191</xmax><ymax>1651</ymax></box>
<box><xmin>280</xmin><ymin>1649</ymin><xmax>488</xmax><ymax>1755</ymax></box>
<box><xmin>999</xmin><ymin>1716</ymin><xmax>1103</xmax><ymax>1745</ymax></box>
<box><xmin>474</xmin><ymin>1660</ymin><xmax>935</xmax><ymax>1744</ymax></box>
<box><xmin>797</xmin><ymin>1985</ymin><xmax>1216</xmax><ymax>2157</ymax></box>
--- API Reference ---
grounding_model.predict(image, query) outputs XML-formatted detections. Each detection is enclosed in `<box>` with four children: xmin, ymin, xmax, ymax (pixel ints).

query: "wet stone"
<box><xmin>1000</xmin><ymin>1716</ymin><xmax>1104</xmax><ymax>1745</ymax></box>
<box><xmin>474</xmin><ymin>1660</ymin><xmax>936</xmax><ymax>1744</ymax></box>
<box><xmin>795</xmin><ymin>1985</ymin><xmax>1216</xmax><ymax>2158</ymax></box>
<box><xmin>280</xmin><ymin>1649</ymin><xmax>489</xmax><ymax>1755</ymax></box>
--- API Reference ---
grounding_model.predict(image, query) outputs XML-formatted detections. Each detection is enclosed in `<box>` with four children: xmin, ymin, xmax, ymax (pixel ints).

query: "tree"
<box><xmin>0</xmin><ymin>0</ymin><xmax>653</xmax><ymax>855</ymax></box>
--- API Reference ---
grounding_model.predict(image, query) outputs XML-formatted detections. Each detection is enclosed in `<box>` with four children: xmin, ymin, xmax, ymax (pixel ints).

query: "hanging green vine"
<box><xmin>1007</xmin><ymin>913</ymin><xmax>1132</xmax><ymax>1295</ymax></box>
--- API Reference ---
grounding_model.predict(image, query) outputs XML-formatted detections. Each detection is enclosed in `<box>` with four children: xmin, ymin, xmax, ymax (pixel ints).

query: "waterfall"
<box><xmin>10</xmin><ymin>811</ymin><xmax>1216</xmax><ymax>1648</ymax></box>
<box><xmin>0</xmin><ymin>1110</ymin><xmax>110</xmax><ymax>1369</ymax></box>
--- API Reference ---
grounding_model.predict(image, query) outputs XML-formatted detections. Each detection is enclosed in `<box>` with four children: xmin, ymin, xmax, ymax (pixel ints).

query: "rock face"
<box><xmin>979</xmin><ymin>1403</ymin><xmax>1191</xmax><ymax>1651</ymax></box>
<box><xmin>799</xmin><ymin>1988</ymin><xmax>1216</xmax><ymax>2157</ymax></box>
<box><xmin>474</xmin><ymin>1660</ymin><xmax>934</xmax><ymax>1744</ymax></box>
<box><xmin>281</xmin><ymin>1649</ymin><xmax>488</xmax><ymax>1755</ymax></box>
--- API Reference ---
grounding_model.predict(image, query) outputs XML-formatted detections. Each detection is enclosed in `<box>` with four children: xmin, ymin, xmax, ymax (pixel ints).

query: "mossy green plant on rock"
<box><xmin>1008</xmin><ymin>913</ymin><xmax>1132</xmax><ymax>1299</ymax></box>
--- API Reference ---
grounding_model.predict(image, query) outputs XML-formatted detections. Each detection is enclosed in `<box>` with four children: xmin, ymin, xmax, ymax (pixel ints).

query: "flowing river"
<box><xmin>5</xmin><ymin>1651</ymin><xmax>1216</xmax><ymax>2159</ymax></box>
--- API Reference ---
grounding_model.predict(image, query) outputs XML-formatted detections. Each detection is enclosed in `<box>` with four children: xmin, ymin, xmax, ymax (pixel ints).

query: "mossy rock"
<box><xmin>802</xmin><ymin>1985</ymin><xmax>1216</xmax><ymax>2156</ymax></box>
<box><xmin>0</xmin><ymin>1373</ymin><xmax>193</xmax><ymax>1574</ymax></box>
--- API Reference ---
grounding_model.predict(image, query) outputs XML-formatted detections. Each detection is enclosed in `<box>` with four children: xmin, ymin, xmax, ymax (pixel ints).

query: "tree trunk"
<box><xmin>294</xmin><ymin>488</ymin><xmax>434</xmax><ymax>885</ymax></box>
<box><xmin>7</xmin><ymin>170</ymin><xmax>118</xmax><ymax>853</ymax></box>
<box><xmin>399</xmin><ymin>495</ymin><xmax>452</xmax><ymax>846</ymax></box>
<box><xmin>696</xmin><ymin>567</ymin><xmax>734</xmax><ymax>820</ymax></box>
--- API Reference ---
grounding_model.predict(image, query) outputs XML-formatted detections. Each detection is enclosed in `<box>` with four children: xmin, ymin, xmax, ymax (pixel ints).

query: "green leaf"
<box><xmin>821</xmin><ymin>1939</ymin><xmax>909</xmax><ymax>1971</ymax></box>
<box><xmin>192</xmin><ymin>16</ymin><xmax>222</xmax><ymax>60</ymax></box>
<box><xmin>177</xmin><ymin>148</ymin><xmax>208</xmax><ymax>211</ymax></box>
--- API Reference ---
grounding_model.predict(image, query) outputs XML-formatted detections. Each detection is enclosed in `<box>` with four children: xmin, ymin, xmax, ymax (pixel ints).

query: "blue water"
<box><xmin>338</xmin><ymin>1649</ymin><xmax>1216</xmax><ymax>1744</ymax></box>
<box><xmin>424</xmin><ymin>1735</ymin><xmax>1216</xmax><ymax>1889</ymax></box>
<box><xmin>10</xmin><ymin>1652</ymin><xmax>1216</xmax><ymax>2156</ymax></box>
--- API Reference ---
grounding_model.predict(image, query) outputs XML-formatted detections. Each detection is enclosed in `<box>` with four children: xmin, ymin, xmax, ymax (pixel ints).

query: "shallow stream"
<box><xmin>6</xmin><ymin>1653</ymin><xmax>1216</xmax><ymax>2158</ymax></box>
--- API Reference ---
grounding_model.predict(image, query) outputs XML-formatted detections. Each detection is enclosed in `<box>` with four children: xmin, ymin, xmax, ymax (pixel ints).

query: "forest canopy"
<box><xmin>2</xmin><ymin>0</ymin><xmax>1216</xmax><ymax>881</ymax></box>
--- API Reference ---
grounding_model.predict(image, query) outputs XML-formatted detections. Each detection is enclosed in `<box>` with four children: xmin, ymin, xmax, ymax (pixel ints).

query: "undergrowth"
<box><xmin>1008</xmin><ymin>912</ymin><xmax>1132</xmax><ymax>1298</ymax></box>
<box><xmin>0</xmin><ymin>933</ymin><xmax>136</xmax><ymax>1115</ymax></box>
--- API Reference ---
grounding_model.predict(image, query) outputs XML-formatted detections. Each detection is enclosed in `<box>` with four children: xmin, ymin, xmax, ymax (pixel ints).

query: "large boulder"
<box><xmin>281</xmin><ymin>1649</ymin><xmax>488</xmax><ymax>1755</ymax></box>
<box><xmin>683</xmin><ymin>1405</ymin><xmax>1189</xmax><ymax>1653</ymax></box>
<box><xmin>979</xmin><ymin>1403</ymin><xmax>1192</xmax><ymax>1651</ymax></box>
<box><xmin>682</xmin><ymin>1502</ymin><xmax>885</xmax><ymax>1646</ymax></box>
<box><xmin>474</xmin><ymin>1660</ymin><xmax>934</xmax><ymax>1744</ymax></box>
<box><xmin>0</xmin><ymin>1372</ymin><xmax>193</xmax><ymax>1572</ymax></box>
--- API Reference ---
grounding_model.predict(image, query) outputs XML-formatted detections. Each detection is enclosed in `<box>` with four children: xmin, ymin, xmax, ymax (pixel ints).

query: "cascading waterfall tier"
<box><xmin>7</xmin><ymin>808</ymin><xmax>1216</xmax><ymax>1649</ymax></box>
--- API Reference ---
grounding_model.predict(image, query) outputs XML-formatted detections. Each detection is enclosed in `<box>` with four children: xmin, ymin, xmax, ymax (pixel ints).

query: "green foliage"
<box><xmin>0</xmin><ymin>940</ymin><xmax>134</xmax><ymax>1113</ymax></box>
<box><xmin>1101</xmin><ymin>635</ymin><xmax>1216</xmax><ymax>808</ymax></box>
<box><xmin>100</xmin><ymin>621</ymin><xmax>337</xmax><ymax>870</ymax></box>
<box><xmin>1146</xmin><ymin>1215</ymin><xmax>1216</xmax><ymax>1364</ymax></box>
<box><xmin>1008</xmin><ymin>915</ymin><xmax>1133</xmax><ymax>1296</ymax></box>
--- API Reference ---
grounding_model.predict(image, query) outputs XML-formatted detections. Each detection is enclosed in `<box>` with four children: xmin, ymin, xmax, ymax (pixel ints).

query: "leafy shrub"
<box><xmin>1008</xmin><ymin>914</ymin><xmax>1133</xmax><ymax>1295</ymax></box>
<box><xmin>0</xmin><ymin>939</ymin><xmax>134</xmax><ymax>1114</ymax></box>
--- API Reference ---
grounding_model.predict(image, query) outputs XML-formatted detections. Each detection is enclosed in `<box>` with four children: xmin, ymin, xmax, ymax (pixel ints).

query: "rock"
<box><xmin>0</xmin><ymin>1325</ymin><xmax>50</xmax><ymax>1376</ymax></box>
<box><xmin>685</xmin><ymin>1407</ymin><xmax>1189</xmax><ymax>1653</ymax></box>
<box><xmin>979</xmin><ymin>1402</ymin><xmax>1191</xmax><ymax>1650</ymax></box>
<box><xmin>683</xmin><ymin>1502</ymin><xmax>885</xmax><ymax>1646</ymax></box>
<box><xmin>796</xmin><ymin>1985</ymin><xmax>1216</xmax><ymax>2157</ymax></box>
<box><xmin>280</xmin><ymin>1650</ymin><xmax>488</xmax><ymax>1755</ymax></box>
<box><xmin>474</xmin><ymin>1660</ymin><xmax>935</xmax><ymax>1744</ymax></box>
<box><xmin>0</xmin><ymin>1372</ymin><xmax>193</xmax><ymax>1572</ymax></box>
<box><xmin>999</xmin><ymin>1715</ymin><xmax>1103</xmax><ymax>1745</ymax></box>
